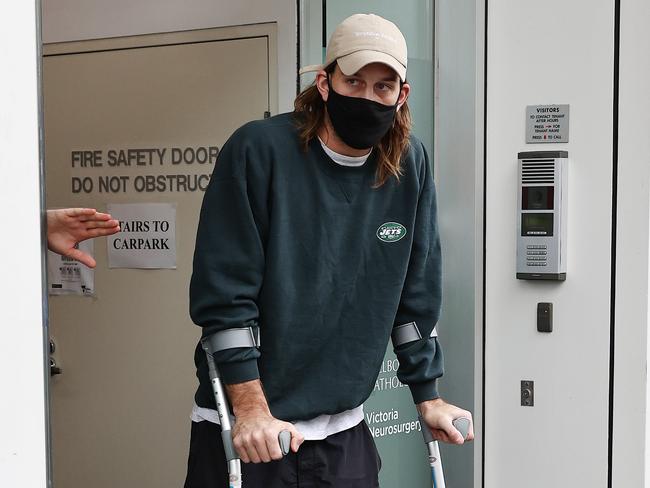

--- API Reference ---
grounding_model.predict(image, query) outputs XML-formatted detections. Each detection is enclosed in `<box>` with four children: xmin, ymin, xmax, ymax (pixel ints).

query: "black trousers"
<box><xmin>183</xmin><ymin>420</ymin><xmax>381</xmax><ymax>488</ymax></box>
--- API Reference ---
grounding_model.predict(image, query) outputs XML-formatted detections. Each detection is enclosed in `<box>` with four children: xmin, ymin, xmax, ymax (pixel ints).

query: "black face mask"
<box><xmin>325</xmin><ymin>77</ymin><xmax>399</xmax><ymax>150</ymax></box>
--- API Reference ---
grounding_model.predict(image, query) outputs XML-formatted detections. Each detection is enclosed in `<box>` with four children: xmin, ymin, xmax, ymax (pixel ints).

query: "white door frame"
<box><xmin>0</xmin><ymin>1</ymin><xmax>50</xmax><ymax>488</ymax></box>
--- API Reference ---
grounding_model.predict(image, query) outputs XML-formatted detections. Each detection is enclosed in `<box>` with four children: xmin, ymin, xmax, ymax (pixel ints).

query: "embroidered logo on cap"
<box><xmin>376</xmin><ymin>222</ymin><xmax>407</xmax><ymax>243</ymax></box>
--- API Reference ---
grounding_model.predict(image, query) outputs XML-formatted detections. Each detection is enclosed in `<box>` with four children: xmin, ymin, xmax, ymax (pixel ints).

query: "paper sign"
<box><xmin>48</xmin><ymin>240</ymin><xmax>95</xmax><ymax>296</ymax></box>
<box><xmin>107</xmin><ymin>203</ymin><xmax>177</xmax><ymax>269</ymax></box>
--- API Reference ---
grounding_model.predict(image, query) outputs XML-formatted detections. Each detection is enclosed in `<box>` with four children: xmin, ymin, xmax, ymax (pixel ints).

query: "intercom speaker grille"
<box><xmin>521</xmin><ymin>159</ymin><xmax>555</xmax><ymax>184</ymax></box>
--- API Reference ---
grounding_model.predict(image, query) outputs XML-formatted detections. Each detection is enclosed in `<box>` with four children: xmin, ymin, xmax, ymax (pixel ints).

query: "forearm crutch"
<box><xmin>418</xmin><ymin>414</ymin><xmax>470</xmax><ymax>488</ymax></box>
<box><xmin>201</xmin><ymin>330</ymin><xmax>290</xmax><ymax>488</ymax></box>
<box><xmin>391</xmin><ymin>324</ymin><xmax>471</xmax><ymax>486</ymax></box>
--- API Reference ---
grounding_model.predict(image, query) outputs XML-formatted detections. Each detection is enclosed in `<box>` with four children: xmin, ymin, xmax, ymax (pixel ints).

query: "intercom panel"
<box><xmin>516</xmin><ymin>151</ymin><xmax>568</xmax><ymax>280</ymax></box>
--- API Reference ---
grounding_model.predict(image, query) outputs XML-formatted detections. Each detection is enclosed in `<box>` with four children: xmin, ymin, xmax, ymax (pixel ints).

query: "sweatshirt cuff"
<box><xmin>409</xmin><ymin>379</ymin><xmax>440</xmax><ymax>404</ymax></box>
<box><xmin>218</xmin><ymin>357</ymin><xmax>260</xmax><ymax>385</ymax></box>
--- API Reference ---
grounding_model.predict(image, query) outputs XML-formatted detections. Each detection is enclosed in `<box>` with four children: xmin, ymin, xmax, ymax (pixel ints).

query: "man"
<box><xmin>185</xmin><ymin>13</ymin><xmax>473</xmax><ymax>487</ymax></box>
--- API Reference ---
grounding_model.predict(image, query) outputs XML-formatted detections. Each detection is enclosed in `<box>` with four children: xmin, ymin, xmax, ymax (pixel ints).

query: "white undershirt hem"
<box><xmin>190</xmin><ymin>402</ymin><xmax>364</xmax><ymax>441</ymax></box>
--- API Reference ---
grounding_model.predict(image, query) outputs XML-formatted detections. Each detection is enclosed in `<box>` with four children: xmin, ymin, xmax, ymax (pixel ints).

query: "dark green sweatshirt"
<box><xmin>190</xmin><ymin>112</ymin><xmax>443</xmax><ymax>422</ymax></box>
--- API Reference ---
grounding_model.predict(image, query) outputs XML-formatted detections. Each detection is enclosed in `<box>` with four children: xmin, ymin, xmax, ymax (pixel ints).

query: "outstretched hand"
<box><xmin>47</xmin><ymin>208</ymin><xmax>120</xmax><ymax>268</ymax></box>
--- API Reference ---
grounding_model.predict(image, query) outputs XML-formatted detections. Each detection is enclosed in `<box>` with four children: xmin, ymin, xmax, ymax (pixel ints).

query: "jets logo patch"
<box><xmin>376</xmin><ymin>222</ymin><xmax>407</xmax><ymax>243</ymax></box>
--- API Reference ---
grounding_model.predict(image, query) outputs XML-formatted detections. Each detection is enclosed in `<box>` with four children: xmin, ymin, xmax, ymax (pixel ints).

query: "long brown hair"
<box><xmin>293</xmin><ymin>65</ymin><xmax>412</xmax><ymax>187</ymax></box>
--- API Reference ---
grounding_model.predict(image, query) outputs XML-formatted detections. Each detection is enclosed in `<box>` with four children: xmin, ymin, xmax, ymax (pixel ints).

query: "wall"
<box><xmin>0</xmin><ymin>2</ymin><xmax>49</xmax><ymax>488</ymax></box>
<box><xmin>435</xmin><ymin>0</ymin><xmax>485</xmax><ymax>486</ymax></box>
<box><xmin>613</xmin><ymin>0</ymin><xmax>650</xmax><ymax>485</ymax></box>
<box><xmin>42</xmin><ymin>0</ymin><xmax>297</xmax><ymax>111</ymax></box>
<box><xmin>485</xmin><ymin>0</ymin><xmax>615</xmax><ymax>486</ymax></box>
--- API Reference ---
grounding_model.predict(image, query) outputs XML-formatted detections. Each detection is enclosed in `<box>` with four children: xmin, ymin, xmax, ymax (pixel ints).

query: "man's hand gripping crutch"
<box><xmin>201</xmin><ymin>327</ymin><xmax>303</xmax><ymax>488</ymax></box>
<box><xmin>417</xmin><ymin>400</ymin><xmax>472</xmax><ymax>488</ymax></box>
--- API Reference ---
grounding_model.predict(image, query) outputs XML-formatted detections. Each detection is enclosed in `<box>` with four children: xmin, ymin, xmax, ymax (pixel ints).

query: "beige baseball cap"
<box><xmin>300</xmin><ymin>13</ymin><xmax>408</xmax><ymax>81</ymax></box>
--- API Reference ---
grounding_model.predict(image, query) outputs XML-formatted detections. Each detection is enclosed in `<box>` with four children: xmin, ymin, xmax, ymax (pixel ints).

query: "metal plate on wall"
<box><xmin>526</xmin><ymin>104</ymin><xmax>570</xmax><ymax>143</ymax></box>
